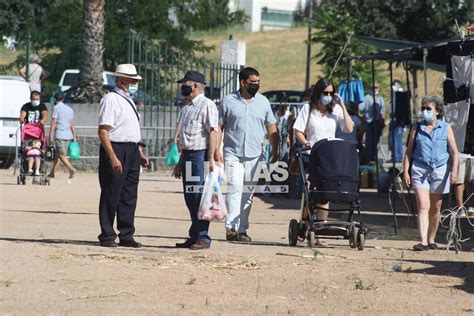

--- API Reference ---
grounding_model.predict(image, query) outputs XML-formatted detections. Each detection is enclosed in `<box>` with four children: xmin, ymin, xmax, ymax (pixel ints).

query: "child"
<box><xmin>26</xmin><ymin>139</ymin><xmax>43</xmax><ymax>176</ymax></box>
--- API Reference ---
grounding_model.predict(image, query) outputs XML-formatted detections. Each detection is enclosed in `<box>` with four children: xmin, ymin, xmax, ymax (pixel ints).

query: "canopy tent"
<box><xmin>346</xmin><ymin>36</ymin><xmax>474</xmax><ymax>231</ymax></box>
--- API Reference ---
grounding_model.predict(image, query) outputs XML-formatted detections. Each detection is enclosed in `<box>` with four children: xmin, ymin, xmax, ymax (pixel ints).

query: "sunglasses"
<box><xmin>322</xmin><ymin>91</ymin><xmax>335</xmax><ymax>96</ymax></box>
<box><xmin>421</xmin><ymin>106</ymin><xmax>433</xmax><ymax>111</ymax></box>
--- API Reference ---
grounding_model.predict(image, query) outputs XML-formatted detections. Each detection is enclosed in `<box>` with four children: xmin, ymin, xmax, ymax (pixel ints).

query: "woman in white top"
<box><xmin>293</xmin><ymin>78</ymin><xmax>354</xmax><ymax>245</ymax></box>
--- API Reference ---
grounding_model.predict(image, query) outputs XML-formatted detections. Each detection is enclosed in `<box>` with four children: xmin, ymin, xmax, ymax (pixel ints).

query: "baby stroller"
<box><xmin>288</xmin><ymin>138</ymin><xmax>366</xmax><ymax>250</ymax></box>
<box><xmin>17</xmin><ymin>123</ymin><xmax>50</xmax><ymax>186</ymax></box>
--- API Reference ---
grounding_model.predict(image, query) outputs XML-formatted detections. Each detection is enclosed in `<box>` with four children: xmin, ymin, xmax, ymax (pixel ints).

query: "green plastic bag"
<box><xmin>68</xmin><ymin>141</ymin><xmax>81</xmax><ymax>161</ymax></box>
<box><xmin>165</xmin><ymin>143</ymin><xmax>180</xmax><ymax>167</ymax></box>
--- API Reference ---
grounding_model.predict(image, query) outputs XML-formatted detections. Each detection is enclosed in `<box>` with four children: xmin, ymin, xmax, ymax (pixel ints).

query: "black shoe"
<box><xmin>119</xmin><ymin>239</ymin><xmax>142</xmax><ymax>248</ymax></box>
<box><xmin>226</xmin><ymin>230</ymin><xmax>237</xmax><ymax>241</ymax></box>
<box><xmin>413</xmin><ymin>243</ymin><xmax>429</xmax><ymax>251</ymax></box>
<box><xmin>189</xmin><ymin>240</ymin><xmax>210</xmax><ymax>250</ymax></box>
<box><xmin>428</xmin><ymin>243</ymin><xmax>439</xmax><ymax>250</ymax></box>
<box><xmin>176</xmin><ymin>238</ymin><xmax>195</xmax><ymax>248</ymax></box>
<box><xmin>99</xmin><ymin>240</ymin><xmax>118</xmax><ymax>247</ymax></box>
<box><xmin>236</xmin><ymin>232</ymin><xmax>252</xmax><ymax>242</ymax></box>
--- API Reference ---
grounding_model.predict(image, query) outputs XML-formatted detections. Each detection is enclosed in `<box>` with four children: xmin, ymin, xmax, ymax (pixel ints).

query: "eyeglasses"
<box><xmin>322</xmin><ymin>91</ymin><xmax>335</xmax><ymax>96</ymax></box>
<box><xmin>421</xmin><ymin>106</ymin><xmax>433</xmax><ymax>111</ymax></box>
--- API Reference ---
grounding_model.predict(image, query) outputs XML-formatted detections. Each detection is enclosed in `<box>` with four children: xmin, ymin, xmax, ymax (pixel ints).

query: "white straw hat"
<box><xmin>114</xmin><ymin>64</ymin><xmax>142</xmax><ymax>80</ymax></box>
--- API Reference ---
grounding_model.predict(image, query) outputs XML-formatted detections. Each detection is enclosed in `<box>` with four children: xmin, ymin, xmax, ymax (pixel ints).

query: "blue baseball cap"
<box><xmin>177</xmin><ymin>70</ymin><xmax>206</xmax><ymax>85</ymax></box>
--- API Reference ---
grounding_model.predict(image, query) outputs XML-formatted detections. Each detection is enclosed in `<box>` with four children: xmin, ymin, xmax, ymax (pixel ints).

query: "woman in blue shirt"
<box><xmin>403</xmin><ymin>95</ymin><xmax>459</xmax><ymax>251</ymax></box>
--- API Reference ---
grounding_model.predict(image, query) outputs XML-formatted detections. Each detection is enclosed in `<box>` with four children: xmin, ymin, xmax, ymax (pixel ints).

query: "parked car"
<box><xmin>262</xmin><ymin>89</ymin><xmax>305</xmax><ymax>112</ymax></box>
<box><xmin>0</xmin><ymin>76</ymin><xmax>30</xmax><ymax>168</ymax></box>
<box><xmin>262</xmin><ymin>90</ymin><xmax>304</xmax><ymax>103</ymax></box>
<box><xmin>58</xmin><ymin>69</ymin><xmax>116</xmax><ymax>92</ymax></box>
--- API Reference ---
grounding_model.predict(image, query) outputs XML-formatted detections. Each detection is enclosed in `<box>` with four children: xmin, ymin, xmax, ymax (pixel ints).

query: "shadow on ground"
<box><xmin>404</xmin><ymin>259</ymin><xmax>474</xmax><ymax>294</ymax></box>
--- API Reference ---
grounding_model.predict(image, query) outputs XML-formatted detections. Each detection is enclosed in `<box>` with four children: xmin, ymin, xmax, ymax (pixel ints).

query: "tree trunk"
<box><xmin>76</xmin><ymin>0</ymin><xmax>105</xmax><ymax>102</ymax></box>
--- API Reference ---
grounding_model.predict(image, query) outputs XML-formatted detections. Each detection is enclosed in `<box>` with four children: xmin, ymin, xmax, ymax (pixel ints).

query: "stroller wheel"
<box><xmin>350</xmin><ymin>226</ymin><xmax>359</xmax><ymax>249</ymax></box>
<box><xmin>357</xmin><ymin>230</ymin><xmax>365</xmax><ymax>251</ymax></box>
<box><xmin>307</xmin><ymin>230</ymin><xmax>315</xmax><ymax>248</ymax></box>
<box><xmin>288</xmin><ymin>219</ymin><xmax>299</xmax><ymax>246</ymax></box>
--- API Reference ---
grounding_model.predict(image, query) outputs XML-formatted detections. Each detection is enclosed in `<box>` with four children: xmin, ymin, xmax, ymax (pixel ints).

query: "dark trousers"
<box><xmin>98</xmin><ymin>143</ymin><xmax>140</xmax><ymax>242</ymax></box>
<box><xmin>181</xmin><ymin>150</ymin><xmax>211</xmax><ymax>244</ymax></box>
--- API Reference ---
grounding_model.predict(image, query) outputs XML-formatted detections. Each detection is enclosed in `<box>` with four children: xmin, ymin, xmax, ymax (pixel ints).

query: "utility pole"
<box><xmin>304</xmin><ymin>0</ymin><xmax>313</xmax><ymax>91</ymax></box>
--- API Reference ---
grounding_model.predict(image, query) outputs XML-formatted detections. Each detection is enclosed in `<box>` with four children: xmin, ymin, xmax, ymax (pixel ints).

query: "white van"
<box><xmin>58</xmin><ymin>69</ymin><xmax>116</xmax><ymax>92</ymax></box>
<box><xmin>0</xmin><ymin>76</ymin><xmax>31</xmax><ymax>168</ymax></box>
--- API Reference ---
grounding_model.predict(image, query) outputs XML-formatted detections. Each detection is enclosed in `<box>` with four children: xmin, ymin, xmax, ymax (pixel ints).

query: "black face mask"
<box><xmin>181</xmin><ymin>85</ymin><xmax>193</xmax><ymax>97</ymax></box>
<box><xmin>247</xmin><ymin>83</ymin><xmax>260</xmax><ymax>97</ymax></box>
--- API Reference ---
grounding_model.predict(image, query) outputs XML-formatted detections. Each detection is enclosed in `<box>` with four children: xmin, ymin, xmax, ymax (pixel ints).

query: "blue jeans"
<box><xmin>388</xmin><ymin>124</ymin><xmax>404</xmax><ymax>163</ymax></box>
<box><xmin>181</xmin><ymin>150</ymin><xmax>211</xmax><ymax>244</ymax></box>
<box><xmin>365</xmin><ymin>122</ymin><xmax>381</xmax><ymax>162</ymax></box>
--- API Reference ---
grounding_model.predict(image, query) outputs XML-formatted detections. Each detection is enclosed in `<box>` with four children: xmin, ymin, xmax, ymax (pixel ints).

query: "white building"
<box><xmin>231</xmin><ymin>0</ymin><xmax>312</xmax><ymax>32</ymax></box>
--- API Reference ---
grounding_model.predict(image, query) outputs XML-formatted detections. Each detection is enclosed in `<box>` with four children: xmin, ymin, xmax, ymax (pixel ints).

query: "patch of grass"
<box><xmin>190</xmin><ymin>27</ymin><xmax>444</xmax><ymax>95</ymax></box>
<box><xmin>355</xmin><ymin>279</ymin><xmax>377</xmax><ymax>291</ymax></box>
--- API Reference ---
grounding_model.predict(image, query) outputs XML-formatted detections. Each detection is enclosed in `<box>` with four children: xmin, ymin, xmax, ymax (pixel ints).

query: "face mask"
<box><xmin>128</xmin><ymin>84</ymin><xmax>138</xmax><ymax>95</ymax></box>
<box><xmin>181</xmin><ymin>85</ymin><xmax>193</xmax><ymax>97</ymax></box>
<box><xmin>392</xmin><ymin>86</ymin><xmax>398</xmax><ymax>92</ymax></box>
<box><xmin>320</xmin><ymin>95</ymin><xmax>332</xmax><ymax>106</ymax></box>
<box><xmin>31</xmin><ymin>100</ymin><xmax>40</xmax><ymax>107</ymax></box>
<box><xmin>422</xmin><ymin>109</ymin><xmax>435</xmax><ymax>123</ymax></box>
<box><xmin>247</xmin><ymin>83</ymin><xmax>260</xmax><ymax>97</ymax></box>
<box><xmin>375</xmin><ymin>89</ymin><xmax>379</xmax><ymax>95</ymax></box>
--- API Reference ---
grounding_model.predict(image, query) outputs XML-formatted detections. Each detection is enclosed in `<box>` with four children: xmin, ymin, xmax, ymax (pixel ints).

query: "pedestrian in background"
<box><xmin>20</xmin><ymin>54</ymin><xmax>49</xmax><ymax>93</ymax></box>
<box><xmin>360</xmin><ymin>82</ymin><xmax>384</xmax><ymax>162</ymax></box>
<box><xmin>19</xmin><ymin>90</ymin><xmax>48</xmax><ymax>125</ymax></box>
<box><xmin>97</xmin><ymin>64</ymin><xmax>149</xmax><ymax>248</ymax></box>
<box><xmin>389</xmin><ymin>79</ymin><xmax>406</xmax><ymax>163</ymax></box>
<box><xmin>217</xmin><ymin>67</ymin><xmax>279</xmax><ymax>242</ymax></box>
<box><xmin>48</xmin><ymin>93</ymin><xmax>77</xmax><ymax>179</ymax></box>
<box><xmin>173</xmin><ymin>70</ymin><xmax>218</xmax><ymax>250</ymax></box>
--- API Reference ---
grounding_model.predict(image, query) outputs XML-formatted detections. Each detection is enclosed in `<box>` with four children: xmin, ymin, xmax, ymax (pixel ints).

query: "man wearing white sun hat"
<box><xmin>97</xmin><ymin>64</ymin><xmax>149</xmax><ymax>248</ymax></box>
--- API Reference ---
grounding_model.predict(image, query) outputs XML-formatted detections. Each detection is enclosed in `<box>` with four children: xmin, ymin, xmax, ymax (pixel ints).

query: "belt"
<box><xmin>182</xmin><ymin>149</ymin><xmax>207</xmax><ymax>153</ymax></box>
<box><xmin>111</xmin><ymin>141</ymin><xmax>146</xmax><ymax>148</ymax></box>
<box><xmin>111</xmin><ymin>141</ymin><xmax>138</xmax><ymax>147</ymax></box>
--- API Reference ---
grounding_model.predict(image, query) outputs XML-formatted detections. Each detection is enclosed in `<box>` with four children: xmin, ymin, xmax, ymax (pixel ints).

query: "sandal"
<box><xmin>413</xmin><ymin>243</ymin><xmax>429</xmax><ymax>251</ymax></box>
<box><xmin>315</xmin><ymin>239</ymin><xmax>328</xmax><ymax>248</ymax></box>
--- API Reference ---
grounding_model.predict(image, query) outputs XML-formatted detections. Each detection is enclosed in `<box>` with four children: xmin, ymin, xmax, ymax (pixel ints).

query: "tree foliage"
<box><xmin>312</xmin><ymin>0</ymin><xmax>472</xmax><ymax>90</ymax></box>
<box><xmin>0</xmin><ymin>0</ymin><xmax>246</xmax><ymax>95</ymax></box>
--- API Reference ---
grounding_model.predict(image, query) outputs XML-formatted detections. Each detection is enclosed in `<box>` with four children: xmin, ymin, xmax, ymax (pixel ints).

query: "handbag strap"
<box><xmin>113</xmin><ymin>91</ymin><xmax>140</xmax><ymax>122</ymax></box>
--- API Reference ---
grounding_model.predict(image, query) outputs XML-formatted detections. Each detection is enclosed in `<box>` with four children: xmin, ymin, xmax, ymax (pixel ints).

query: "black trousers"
<box><xmin>98</xmin><ymin>143</ymin><xmax>140</xmax><ymax>242</ymax></box>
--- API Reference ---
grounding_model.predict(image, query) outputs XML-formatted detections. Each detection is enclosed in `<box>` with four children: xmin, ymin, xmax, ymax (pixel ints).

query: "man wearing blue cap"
<box><xmin>173</xmin><ymin>70</ymin><xmax>219</xmax><ymax>250</ymax></box>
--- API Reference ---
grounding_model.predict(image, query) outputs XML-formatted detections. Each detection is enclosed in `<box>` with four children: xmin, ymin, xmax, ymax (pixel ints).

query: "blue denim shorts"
<box><xmin>411</xmin><ymin>161</ymin><xmax>450</xmax><ymax>194</ymax></box>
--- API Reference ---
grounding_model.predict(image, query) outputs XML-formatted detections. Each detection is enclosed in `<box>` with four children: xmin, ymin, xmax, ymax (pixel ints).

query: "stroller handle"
<box><xmin>296</xmin><ymin>145</ymin><xmax>312</xmax><ymax>155</ymax></box>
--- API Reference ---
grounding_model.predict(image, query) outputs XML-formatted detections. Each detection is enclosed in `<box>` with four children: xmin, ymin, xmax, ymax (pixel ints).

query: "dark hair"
<box><xmin>303</xmin><ymin>85</ymin><xmax>314</xmax><ymax>101</ymax></box>
<box><xmin>54</xmin><ymin>93</ymin><xmax>64</xmax><ymax>102</ymax></box>
<box><xmin>392</xmin><ymin>79</ymin><xmax>402</xmax><ymax>85</ymax></box>
<box><xmin>421</xmin><ymin>94</ymin><xmax>444</xmax><ymax>119</ymax></box>
<box><xmin>347</xmin><ymin>101</ymin><xmax>359</xmax><ymax>116</ymax></box>
<box><xmin>310</xmin><ymin>78</ymin><xmax>334</xmax><ymax>112</ymax></box>
<box><xmin>239</xmin><ymin>67</ymin><xmax>260</xmax><ymax>82</ymax></box>
<box><xmin>30</xmin><ymin>90</ymin><xmax>40</xmax><ymax>98</ymax></box>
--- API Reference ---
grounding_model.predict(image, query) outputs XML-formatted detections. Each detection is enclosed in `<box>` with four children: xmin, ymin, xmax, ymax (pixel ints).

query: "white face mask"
<box><xmin>31</xmin><ymin>100</ymin><xmax>40</xmax><ymax>107</ymax></box>
<box><xmin>128</xmin><ymin>84</ymin><xmax>138</xmax><ymax>95</ymax></box>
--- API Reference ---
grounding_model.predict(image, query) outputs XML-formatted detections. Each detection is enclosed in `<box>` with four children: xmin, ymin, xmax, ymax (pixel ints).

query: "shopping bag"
<box><xmin>165</xmin><ymin>143</ymin><xmax>180</xmax><ymax>167</ymax></box>
<box><xmin>68</xmin><ymin>141</ymin><xmax>81</xmax><ymax>161</ymax></box>
<box><xmin>198</xmin><ymin>166</ymin><xmax>227</xmax><ymax>221</ymax></box>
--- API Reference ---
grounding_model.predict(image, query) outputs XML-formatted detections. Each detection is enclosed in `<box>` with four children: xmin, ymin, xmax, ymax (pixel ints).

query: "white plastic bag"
<box><xmin>198</xmin><ymin>166</ymin><xmax>227</xmax><ymax>221</ymax></box>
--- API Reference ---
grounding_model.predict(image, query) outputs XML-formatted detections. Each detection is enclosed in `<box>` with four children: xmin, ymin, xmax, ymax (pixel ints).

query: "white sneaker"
<box><xmin>34</xmin><ymin>170</ymin><xmax>40</xmax><ymax>176</ymax></box>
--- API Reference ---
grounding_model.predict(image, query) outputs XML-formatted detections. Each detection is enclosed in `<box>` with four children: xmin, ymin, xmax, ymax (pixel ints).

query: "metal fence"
<box><xmin>1</xmin><ymin>30</ymin><xmax>243</xmax><ymax>165</ymax></box>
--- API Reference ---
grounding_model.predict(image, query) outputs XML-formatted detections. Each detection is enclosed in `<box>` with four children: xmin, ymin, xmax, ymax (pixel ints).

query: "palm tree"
<box><xmin>76</xmin><ymin>0</ymin><xmax>105</xmax><ymax>102</ymax></box>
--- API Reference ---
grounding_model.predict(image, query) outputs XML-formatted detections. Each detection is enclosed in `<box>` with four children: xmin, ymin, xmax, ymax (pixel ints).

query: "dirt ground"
<box><xmin>1</xmin><ymin>169</ymin><xmax>473</xmax><ymax>314</ymax></box>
